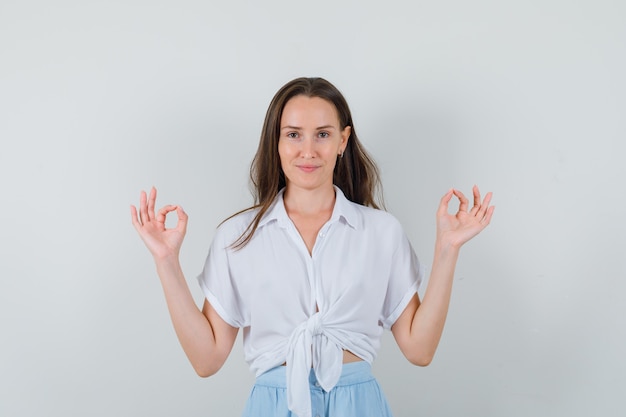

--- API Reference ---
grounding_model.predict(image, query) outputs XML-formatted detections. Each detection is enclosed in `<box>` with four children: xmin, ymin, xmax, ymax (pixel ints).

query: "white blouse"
<box><xmin>197</xmin><ymin>187</ymin><xmax>423</xmax><ymax>417</ymax></box>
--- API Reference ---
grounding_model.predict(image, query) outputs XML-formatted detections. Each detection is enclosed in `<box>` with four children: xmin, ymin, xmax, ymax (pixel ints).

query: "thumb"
<box><xmin>437</xmin><ymin>189</ymin><xmax>454</xmax><ymax>217</ymax></box>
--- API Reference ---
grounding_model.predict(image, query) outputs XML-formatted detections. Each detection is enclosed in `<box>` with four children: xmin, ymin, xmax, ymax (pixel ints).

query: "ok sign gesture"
<box><xmin>436</xmin><ymin>185</ymin><xmax>494</xmax><ymax>249</ymax></box>
<box><xmin>130</xmin><ymin>187</ymin><xmax>188</xmax><ymax>260</ymax></box>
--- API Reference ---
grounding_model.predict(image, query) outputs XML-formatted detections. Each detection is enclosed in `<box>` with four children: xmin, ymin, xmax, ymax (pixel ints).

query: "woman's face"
<box><xmin>278</xmin><ymin>95</ymin><xmax>350</xmax><ymax>194</ymax></box>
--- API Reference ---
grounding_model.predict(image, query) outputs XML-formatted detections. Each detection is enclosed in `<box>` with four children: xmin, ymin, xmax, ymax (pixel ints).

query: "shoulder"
<box><xmin>335</xmin><ymin>187</ymin><xmax>401</xmax><ymax>231</ymax></box>
<box><xmin>351</xmin><ymin>201</ymin><xmax>403</xmax><ymax>229</ymax></box>
<box><xmin>344</xmin><ymin>201</ymin><xmax>407</xmax><ymax>244</ymax></box>
<box><xmin>212</xmin><ymin>207</ymin><xmax>259</xmax><ymax>245</ymax></box>
<box><xmin>213</xmin><ymin>191</ymin><xmax>287</xmax><ymax>249</ymax></box>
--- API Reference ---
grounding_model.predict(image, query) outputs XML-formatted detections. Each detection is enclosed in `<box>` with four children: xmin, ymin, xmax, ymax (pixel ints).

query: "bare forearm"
<box><xmin>409</xmin><ymin>241</ymin><xmax>460</xmax><ymax>363</ymax></box>
<box><xmin>131</xmin><ymin>188</ymin><xmax>235</xmax><ymax>375</ymax></box>
<box><xmin>154</xmin><ymin>256</ymin><xmax>220</xmax><ymax>376</ymax></box>
<box><xmin>394</xmin><ymin>186</ymin><xmax>493</xmax><ymax>366</ymax></box>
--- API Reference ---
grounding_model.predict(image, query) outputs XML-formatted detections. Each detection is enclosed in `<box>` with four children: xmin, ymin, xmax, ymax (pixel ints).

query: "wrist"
<box><xmin>434</xmin><ymin>238</ymin><xmax>461</xmax><ymax>259</ymax></box>
<box><xmin>154</xmin><ymin>253</ymin><xmax>182</xmax><ymax>273</ymax></box>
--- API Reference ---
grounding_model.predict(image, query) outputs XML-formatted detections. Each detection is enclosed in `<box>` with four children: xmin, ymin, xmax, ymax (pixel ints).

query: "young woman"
<box><xmin>131</xmin><ymin>77</ymin><xmax>494</xmax><ymax>417</ymax></box>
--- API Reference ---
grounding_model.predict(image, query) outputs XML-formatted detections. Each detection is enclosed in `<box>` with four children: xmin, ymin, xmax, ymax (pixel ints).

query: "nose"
<box><xmin>301</xmin><ymin>136</ymin><xmax>315</xmax><ymax>159</ymax></box>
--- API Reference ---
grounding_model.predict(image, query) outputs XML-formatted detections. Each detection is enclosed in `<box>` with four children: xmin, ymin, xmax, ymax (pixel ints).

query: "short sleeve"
<box><xmin>196</xmin><ymin>224</ymin><xmax>246</xmax><ymax>328</ymax></box>
<box><xmin>379</xmin><ymin>230</ymin><xmax>424</xmax><ymax>329</ymax></box>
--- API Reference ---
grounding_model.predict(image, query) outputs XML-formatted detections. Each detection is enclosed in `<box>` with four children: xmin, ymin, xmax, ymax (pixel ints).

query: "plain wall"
<box><xmin>1</xmin><ymin>1</ymin><xmax>624</xmax><ymax>416</ymax></box>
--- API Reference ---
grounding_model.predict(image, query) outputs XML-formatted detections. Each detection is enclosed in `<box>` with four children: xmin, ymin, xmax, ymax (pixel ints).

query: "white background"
<box><xmin>1</xmin><ymin>1</ymin><xmax>624</xmax><ymax>416</ymax></box>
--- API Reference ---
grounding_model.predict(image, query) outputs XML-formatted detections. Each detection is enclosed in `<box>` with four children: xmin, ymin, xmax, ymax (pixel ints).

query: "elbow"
<box><xmin>194</xmin><ymin>365</ymin><xmax>218</xmax><ymax>378</ymax></box>
<box><xmin>406</xmin><ymin>352</ymin><xmax>435</xmax><ymax>367</ymax></box>
<box><xmin>195</xmin><ymin>368</ymin><xmax>215</xmax><ymax>378</ymax></box>
<box><xmin>189</xmin><ymin>347</ymin><xmax>231</xmax><ymax>378</ymax></box>
<box><xmin>193</xmin><ymin>361</ymin><xmax>222</xmax><ymax>378</ymax></box>
<box><xmin>414</xmin><ymin>356</ymin><xmax>433</xmax><ymax>367</ymax></box>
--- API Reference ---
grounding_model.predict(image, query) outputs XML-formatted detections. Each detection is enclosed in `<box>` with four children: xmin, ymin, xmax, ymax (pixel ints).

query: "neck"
<box><xmin>283</xmin><ymin>184</ymin><xmax>336</xmax><ymax>216</ymax></box>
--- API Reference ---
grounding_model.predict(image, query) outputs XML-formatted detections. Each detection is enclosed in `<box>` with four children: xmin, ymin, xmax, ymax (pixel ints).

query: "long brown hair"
<box><xmin>230</xmin><ymin>77</ymin><xmax>384</xmax><ymax>248</ymax></box>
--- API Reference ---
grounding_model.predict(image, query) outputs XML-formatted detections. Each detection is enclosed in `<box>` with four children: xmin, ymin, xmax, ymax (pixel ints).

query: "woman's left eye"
<box><xmin>318</xmin><ymin>131</ymin><xmax>329</xmax><ymax>139</ymax></box>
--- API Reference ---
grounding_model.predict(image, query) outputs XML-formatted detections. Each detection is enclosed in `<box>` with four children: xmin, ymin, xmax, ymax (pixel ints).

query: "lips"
<box><xmin>297</xmin><ymin>165</ymin><xmax>320</xmax><ymax>173</ymax></box>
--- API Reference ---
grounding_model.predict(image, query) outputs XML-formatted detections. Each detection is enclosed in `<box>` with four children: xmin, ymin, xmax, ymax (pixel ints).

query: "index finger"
<box><xmin>437</xmin><ymin>188</ymin><xmax>455</xmax><ymax>217</ymax></box>
<box><xmin>147</xmin><ymin>186</ymin><xmax>157</xmax><ymax>221</ymax></box>
<box><xmin>453</xmin><ymin>189</ymin><xmax>469</xmax><ymax>212</ymax></box>
<box><xmin>472</xmin><ymin>185</ymin><xmax>481</xmax><ymax>207</ymax></box>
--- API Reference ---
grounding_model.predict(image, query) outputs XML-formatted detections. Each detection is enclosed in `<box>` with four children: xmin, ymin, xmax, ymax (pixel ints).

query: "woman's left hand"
<box><xmin>436</xmin><ymin>185</ymin><xmax>494</xmax><ymax>249</ymax></box>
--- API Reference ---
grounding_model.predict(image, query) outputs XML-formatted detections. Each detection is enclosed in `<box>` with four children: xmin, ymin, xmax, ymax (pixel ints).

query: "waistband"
<box><xmin>255</xmin><ymin>361</ymin><xmax>374</xmax><ymax>389</ymax></box>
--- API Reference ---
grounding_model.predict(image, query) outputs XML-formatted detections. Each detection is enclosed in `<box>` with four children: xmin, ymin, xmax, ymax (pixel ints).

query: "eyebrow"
<box><xmin>280</xmin><ymin>125</ymin><xmax>337</xmax><ymax>131</ymax></box>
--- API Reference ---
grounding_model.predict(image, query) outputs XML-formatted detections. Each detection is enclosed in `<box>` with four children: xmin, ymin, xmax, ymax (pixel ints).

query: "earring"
<box><xmin>339</xmin><ymin>150</ymin><xmax>344</xmax><ymax>158</ymax></box>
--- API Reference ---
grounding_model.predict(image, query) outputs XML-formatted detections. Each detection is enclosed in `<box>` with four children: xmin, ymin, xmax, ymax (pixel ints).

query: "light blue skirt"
<box><xmin>241</xmin><ymin>361</ymin><xmax>394</xmax><ymax>417</ymax></box>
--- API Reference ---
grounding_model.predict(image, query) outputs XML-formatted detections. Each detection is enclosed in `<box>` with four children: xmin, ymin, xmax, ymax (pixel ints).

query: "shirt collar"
<box><xmin>258</xmin><ymin>186</ymin><xmax>360</xmax><ymax>230</ymax></box>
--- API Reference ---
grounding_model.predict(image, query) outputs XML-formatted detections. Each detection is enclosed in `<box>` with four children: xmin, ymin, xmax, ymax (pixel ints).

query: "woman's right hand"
<box><xmin>130</xmin><ymin>187</ymin><xmax>188</xmax><ymax>260</ymax></box>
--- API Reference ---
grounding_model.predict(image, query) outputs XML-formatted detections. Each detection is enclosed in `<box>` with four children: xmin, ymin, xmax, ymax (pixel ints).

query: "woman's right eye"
<box><xmin>286</xmin><ymin>132</ymin><xmax>299</xmax><ymax>139</ymax></box>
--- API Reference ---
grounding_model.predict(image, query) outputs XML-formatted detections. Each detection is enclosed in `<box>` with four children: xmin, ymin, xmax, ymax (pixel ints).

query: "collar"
<box><xmin>258</xmin><ymin>186</ymin><xmax>360</xmax><ymax>230</ymax></box>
